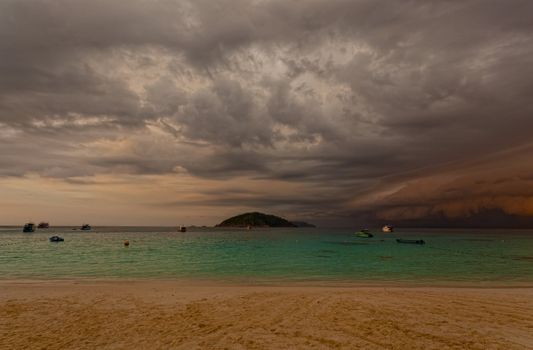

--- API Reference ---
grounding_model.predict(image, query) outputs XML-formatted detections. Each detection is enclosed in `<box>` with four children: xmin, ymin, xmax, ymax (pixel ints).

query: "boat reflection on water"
<box><xmin>396</xmin><ymin>239</ymin><xmax>425</xmax><ymax>245</ymax></box>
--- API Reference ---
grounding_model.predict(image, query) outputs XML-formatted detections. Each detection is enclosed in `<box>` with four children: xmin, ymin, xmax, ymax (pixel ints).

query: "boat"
<box><xmin>23</xmin><ymin>223</ymin><xmax>36</xmax><ymax>232</ymax></box>
<box><xmin>382</xmin><ymin>225</ymin><xmax>394</xmax><ymax>233</ymax></box>
<box><xmin>355</xmin><ymin>229</ymin><xmax>373</xmax><ymax>238</ymax></box>
<box><xmin>49</xmin><ymin>236</ymin><xmax>64</xmax><ymax>242</ymax></box>
<box><xmin>80</xmin><ymin>224</ymin><xmax>91</xmax><ymax>231</ymax></box>
<box><xmin>38</xmin><ymin>222</ymin><xmax>50</xmax><ymax>229</ymax></box>
<box><xmin>179</xmin><ymin>226</ymin><xmax>187</xmax><ymax>232</ymax></box>
<box><xmin>396</xmin><ymin>239</ymin><xmax>425</xmax><ymax>245</ymax></box>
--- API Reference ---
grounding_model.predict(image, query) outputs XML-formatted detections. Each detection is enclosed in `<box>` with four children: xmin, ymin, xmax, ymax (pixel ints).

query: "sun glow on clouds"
<box><xmin>365</xmin><ymin>144</ymin><xmax>533</xmax><ymax>221</ymax></box>
<box><xmin>0</xmin><ymin>172</ymin><xmax>328</xmax><ymax>225</ymax></box>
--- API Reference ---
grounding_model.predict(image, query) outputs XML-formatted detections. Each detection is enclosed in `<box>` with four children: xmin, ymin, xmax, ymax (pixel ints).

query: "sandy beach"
<box><xmin>0</xmin><ymin>280</ymin><xmax>532</xmax><ymax>349</ymax></box>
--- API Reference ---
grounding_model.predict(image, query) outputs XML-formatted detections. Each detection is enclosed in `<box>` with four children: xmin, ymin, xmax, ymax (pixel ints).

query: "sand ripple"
<box><xmin>1</xmin><ymin>281</ymin><xmax>532</xmax><ymax>349</ymax></box>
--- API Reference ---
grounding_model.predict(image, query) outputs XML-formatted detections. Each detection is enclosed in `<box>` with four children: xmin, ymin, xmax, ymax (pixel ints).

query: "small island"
<box><xmin>216</xmin><ymin>212</ymin><xmax>315</xmax><ymax>228</ymax></box>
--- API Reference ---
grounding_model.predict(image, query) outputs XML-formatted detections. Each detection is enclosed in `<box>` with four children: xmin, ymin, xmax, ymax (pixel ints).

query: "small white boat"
<box><xmin>382</xmin><ymin>225</ymin><xmax>394</xmax><ymax>233</ymax></box>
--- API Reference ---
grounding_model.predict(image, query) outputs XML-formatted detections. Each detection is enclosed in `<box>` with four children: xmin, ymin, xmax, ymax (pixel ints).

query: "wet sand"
<box><xmin>1</xmin><ymin>280</ymin><xmax>532</xmax><ymax>349</ymax></box>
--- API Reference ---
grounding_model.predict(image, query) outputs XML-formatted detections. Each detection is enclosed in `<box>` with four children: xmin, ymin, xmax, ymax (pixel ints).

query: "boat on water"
<box><xmin>23</xmin><ymin>223</ymin><xmax>36</xmax><ymax>232</ymax></box>
<box><xmin>382</xmin><ymin>225</ymin><xmax>394</xmax><ymax>233</ymax></box>
<box><xmin>49</xmin><ymin>236</ymin><xmax>64</xmax><ymax>242</ymax></box>
<box><xmin>80</xmin><ymin>224</ymin><xmax>91</xmax><ymax>231</ymax></box>
<box><xmin>355</xmin><ymin>229</ymin><xmax>373</xmax><ymax>238</ymax></box>
<box><xmin>396</xmin><ymin>239</ymin><xmax>425</xmax><ymax>245</ymax></box>
<box><xmin>179</xmin><ymin>226</ymin><xmax>187</xmax><ymax>232</ymax></box>
<box><xmin>37</xmin><ymin>222</ymin><xmax>50</xmax><ymax>229</ymax></box>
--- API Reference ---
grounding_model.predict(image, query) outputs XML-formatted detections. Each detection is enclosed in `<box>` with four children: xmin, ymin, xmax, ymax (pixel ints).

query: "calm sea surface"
<box><xmin>0</xmin><ymin>227</ymin><xmax>532</xmax><ymax>285</ymax></box>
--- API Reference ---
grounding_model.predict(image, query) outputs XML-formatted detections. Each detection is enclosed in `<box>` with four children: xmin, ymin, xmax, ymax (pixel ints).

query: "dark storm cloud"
<box><xmin>161</xmin><ymin>193</ymin><xmax>350</xmax><ymax>213</ymax></box>
<box><xmin>1</xmin><ymin>0</ymin><xmax>533</xmax><ymax>224</ymax></box>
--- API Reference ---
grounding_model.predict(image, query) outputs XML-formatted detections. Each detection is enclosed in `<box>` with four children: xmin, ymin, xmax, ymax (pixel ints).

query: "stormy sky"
<box><xmin>1</xmin><ymin>0</ymin><xmax>533</xmax><ymax>226</ymax></box>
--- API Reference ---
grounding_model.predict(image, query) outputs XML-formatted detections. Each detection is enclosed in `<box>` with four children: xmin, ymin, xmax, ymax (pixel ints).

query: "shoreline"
<box><xmin>2</xmin><ymin>277</ymin><xmax>533</xmax><ymax>289</ymax></box>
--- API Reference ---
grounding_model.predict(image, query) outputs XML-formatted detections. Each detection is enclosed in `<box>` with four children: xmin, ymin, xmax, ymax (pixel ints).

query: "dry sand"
<box><xmin>1</xmin><ymin>280</ymin><xmax>532</xmax><ymax>350</ymax></box>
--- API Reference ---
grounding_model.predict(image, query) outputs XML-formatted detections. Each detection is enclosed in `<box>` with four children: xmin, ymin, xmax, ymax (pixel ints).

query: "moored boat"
<box><xmin>80</xmin><ymin>224</ymin><xmax>91</xmax><ymax>231</ymax></box>
<box><xmin>355</xmin><ymin>229</ymin><xmax>373</xmax><ymax>238</ymax></box>
<box><xmin>23</xmin><ymin>223</ymin><xmax>36</xmax><ymax>232</ymax></box>
<box><xmin>382</xmin><ymin>225</ymin><xmax>394</xmax><ymax>233</ymax></box>
<box><xmin>38</xmin><ymin>222</ymin><xmax>50</xmax><ymax>229</ymax></box>
<box><xmin>396</xmin><ymin>239</ymin><xmax>425</xmax><ymax>245</ymax></box>
<box><xmin>179</xmin><ymin>226</ymin><xmax>187</xmax><ymax>232</ymax></box>
<box><xmin>49</xmin><ymin>236</ymin><xmax>64</xmax><ymax>242</ymax></box>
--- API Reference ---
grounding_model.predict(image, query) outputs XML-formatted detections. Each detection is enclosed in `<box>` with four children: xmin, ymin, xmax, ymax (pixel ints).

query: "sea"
<box><xmin>0</xmin><ymin>227</ymin><xmax>532</xmax><ymax>285</ymax></box>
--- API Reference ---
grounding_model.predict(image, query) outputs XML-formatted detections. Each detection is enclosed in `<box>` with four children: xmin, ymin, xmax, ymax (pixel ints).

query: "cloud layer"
<box><xmin>1</xmin><ymin>0</ymin><xmax>533</xmax><ymax>225</ymax></box>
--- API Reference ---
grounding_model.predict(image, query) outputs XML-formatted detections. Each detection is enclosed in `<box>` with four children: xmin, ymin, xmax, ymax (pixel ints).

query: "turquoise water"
<box><xmin>0</xmin><ymin>227</ymin><xmax>532</xmax><ymax>285</ymax></box>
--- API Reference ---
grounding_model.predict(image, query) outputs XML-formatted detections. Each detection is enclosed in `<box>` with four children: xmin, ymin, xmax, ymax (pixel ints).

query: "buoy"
<box><xmin>124</xmin><ymin>240</ymin><xmax>130</xmax><ymax>247</ymax></box>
